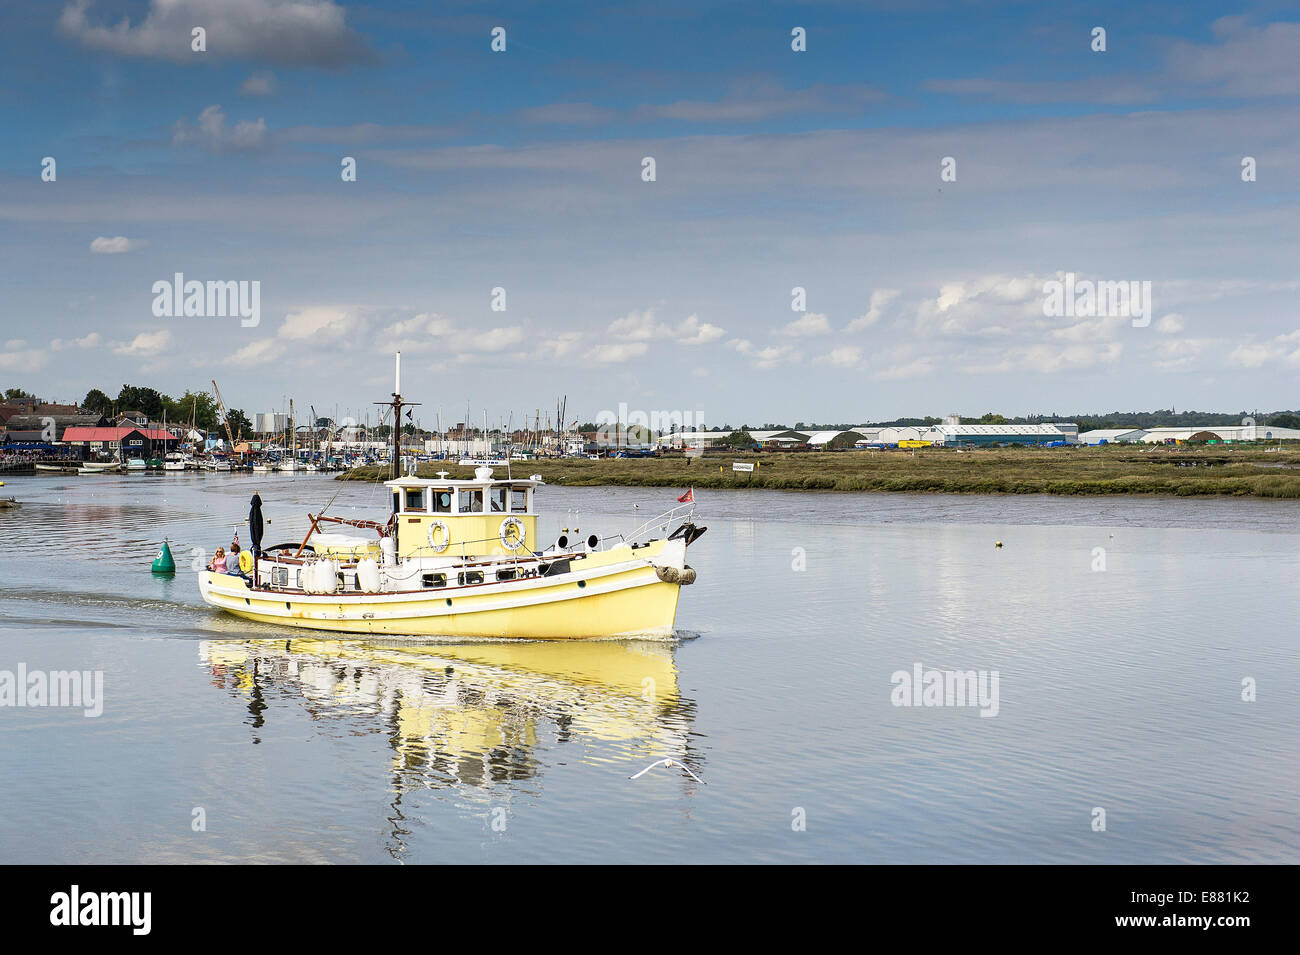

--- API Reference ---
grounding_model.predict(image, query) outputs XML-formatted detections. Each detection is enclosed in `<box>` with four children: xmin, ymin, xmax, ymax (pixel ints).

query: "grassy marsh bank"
<box><xmin>339</xmin><ymin>446</ymin><xmax>1300</xmax><ymax>498</ymax></box>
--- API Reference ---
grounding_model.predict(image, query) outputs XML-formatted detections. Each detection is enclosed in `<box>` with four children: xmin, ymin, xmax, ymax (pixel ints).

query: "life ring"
<box><xmin>499</xmin><ymin>516</ymin><xmax>526</xmax><ymax>551</ymax></box>
<box><xmin>427</xmin><ymin>520</ymin><xmax>450</xmax><ymax>553</ymax></box>
<box><xmin>238</xmin><ymin>549</ymin><xmax>254</xmax><ymax>573</ymax></box>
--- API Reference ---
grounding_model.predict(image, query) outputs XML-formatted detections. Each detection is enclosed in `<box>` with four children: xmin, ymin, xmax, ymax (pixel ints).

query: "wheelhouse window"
<box><xmin>458</xmin><ymin>488</ymin><xmax>484</xmax><ymax>513</ymax></box>
<box><xmin>405</xmin><ymin>488</ymin><xmax>425</xmax><ymax>512</ymax></box>
<box><xmin>510</xmin><ymin>487</ymin><xmax>529</xmax><ymax>512</ymax></box>
<box><xmin>431</xmin><ymin>490</ymin><xmax>452</xmax><ymax>513</ymax></box>
<box><xmin>489</xmin><ymin>487</ymin><xmax>507</xmax><ymax>513</ymax></box>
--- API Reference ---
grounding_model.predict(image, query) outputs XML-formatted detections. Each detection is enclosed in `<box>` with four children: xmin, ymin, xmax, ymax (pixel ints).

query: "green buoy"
<box><xmin>152</xmin><ymin>539</ymin><xmax>176</xmax><ymax>575</ymax></box>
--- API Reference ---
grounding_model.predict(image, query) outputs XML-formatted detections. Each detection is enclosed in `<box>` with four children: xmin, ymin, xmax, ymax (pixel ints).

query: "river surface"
<box><xmin>1</xmin><ymin>472</ymin><xmax>1297</xmax><ymax>863</ymax></box>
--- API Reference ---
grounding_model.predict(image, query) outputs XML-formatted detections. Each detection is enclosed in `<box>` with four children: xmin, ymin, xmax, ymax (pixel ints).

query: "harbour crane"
<box><xmin>211</xmin><ymin>379</ymin><xmax>237</xmax><ymax>449</ymax></box>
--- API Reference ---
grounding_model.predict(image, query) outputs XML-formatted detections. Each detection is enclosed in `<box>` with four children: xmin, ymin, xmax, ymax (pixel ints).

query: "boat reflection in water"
<box><xmin>198</xmin><ymin>636</ymin><xmax>699</xmax><ymax>792</ymax></box>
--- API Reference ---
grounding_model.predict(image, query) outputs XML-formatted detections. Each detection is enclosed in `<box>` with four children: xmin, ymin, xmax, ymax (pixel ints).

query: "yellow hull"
<box><xmin>198</xmin><ymin>541</ymin><xmax>687</xmax><ymax>641</ymax></box>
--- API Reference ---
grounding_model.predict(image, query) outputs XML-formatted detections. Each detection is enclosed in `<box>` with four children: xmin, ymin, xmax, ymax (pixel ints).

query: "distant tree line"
<box><xmin>79</xmin><ymin>385</ymin><xmax>250</xmax><ymax>438</ymax></box>
<box><xmin>1067</xmin><ymin>409</ymin><xmax>1300</xmax><ymax>432</ymax></box>
<box><xmin>9</xmin><ymin>385</ymin><xmax>1299</xmax><ymax>438</ymax></box>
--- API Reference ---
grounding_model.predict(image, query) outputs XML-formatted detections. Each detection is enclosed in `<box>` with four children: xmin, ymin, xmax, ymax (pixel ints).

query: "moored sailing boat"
<box><xmin>80</xmin><ymin>459</ymin><xmax>122</xmax><ymax>473</ymax></box>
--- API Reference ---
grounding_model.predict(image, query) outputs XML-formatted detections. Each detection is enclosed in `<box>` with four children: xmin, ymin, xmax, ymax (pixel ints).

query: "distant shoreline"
<box><xmin>336</xmin><ymin>447</ymin><xmax>1300</xmax><ymax>499</ymax></box>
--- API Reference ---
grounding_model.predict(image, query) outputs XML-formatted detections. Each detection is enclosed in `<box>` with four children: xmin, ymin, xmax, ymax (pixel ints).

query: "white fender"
<box><xmin>356</xmin><ymin>557</ymin><xmax>381</xmax><ymax>593</ymax></box>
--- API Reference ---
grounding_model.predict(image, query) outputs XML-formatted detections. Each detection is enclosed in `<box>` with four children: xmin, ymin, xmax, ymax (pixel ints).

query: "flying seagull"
<box><xmin>630</xmin><ymin>757</ymin><xmax>704</xmax><ymax>784</ymax></box>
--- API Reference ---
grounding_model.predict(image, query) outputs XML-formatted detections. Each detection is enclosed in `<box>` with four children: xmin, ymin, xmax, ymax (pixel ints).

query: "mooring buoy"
<box><xmin>152</xmin><ymin>539</ymin><xmax>176</xmax><ymax>575</ymax></box>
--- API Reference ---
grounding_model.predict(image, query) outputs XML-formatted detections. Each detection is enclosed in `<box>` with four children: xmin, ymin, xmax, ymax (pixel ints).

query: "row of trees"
<box><xmin>17</xmin><ymin>384</ymin><xmax>1300</xmax><ymax>440</ymax></box>
<box><xmin>770</xmin><ymin>411</ymin><xmax>1300</xmax><ymax>430</ymax></box>
<box><xmin>1072</xmin><ymin>410</ymin><xmax>1300</xmax><ymax>432</ymax></box>
<box><xmin>80</xmin><ymin>386</ymin><xmax>251</xmax><ymax>438</ymax></box>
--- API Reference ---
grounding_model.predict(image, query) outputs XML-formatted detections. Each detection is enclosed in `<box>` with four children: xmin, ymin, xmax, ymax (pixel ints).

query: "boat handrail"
<box><xmin>612</xmin><ymin>501</ymin><xmax>697</xmax><ymax>545</ymax></box>
<box><xmin>258</xmin><ymin>535</ymin><xmax>579</xmax><ymax>567</ymax></box>
<box><xmin>255</xmin><ymin>501</ymin><xmax>692</xmax><ymax>577</ymax></box>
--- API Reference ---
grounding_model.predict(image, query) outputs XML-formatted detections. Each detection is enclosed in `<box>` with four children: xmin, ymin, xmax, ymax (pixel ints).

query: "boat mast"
<box><xmin>377</xmin><ymin>351</ymin><xmax>419</xmax><ymax>480</ymax></box>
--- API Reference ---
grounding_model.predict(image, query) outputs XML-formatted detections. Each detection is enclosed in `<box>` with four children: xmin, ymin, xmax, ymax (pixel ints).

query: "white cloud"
<box><xmin>782</xmin><ymin>313</ymin><xmax>832</xmax><ymax>337</ymax></box>
<box><xmin>1167</xmin><ymin>18</ymin><xmax>1300</xmax><ymax>98</ymax></box>
<box><xmin>674</xmin><ymin>314</ymin><xmax>725</xmax><ymax>345</ymax></box>
<box><xmin>376</xmin><ymin>313</ymin><xmax>454</xmax><ymax>352</ymax></box>
<box><xmin>172</xmin><ymin>105</ymin><xmax>269</xmax><ymax>154</ymax></box>
<box><xmin>915</xmin><ymin>275</ymin><xmax>1047</xmax><ymax>338</ymax></box>
<box><xmin>468</xmin><ymin>326</ymin><xmax>526</xmax><ymax>352</ymax></box>
<box><xmin>728</xmin><ymin>338</ymin><xmax>798</xmax><ymax>369</ymax></box>
<box><xmin>58</xmin><ymin>0</ymin><xmax>374</xmax><ymax>68</ymax></box>
<box><xmin>1226</xmin><ymin>331</ymin><xmax>1300</xmax><ymax>369</ymax></box>
<box><xmin>815</xmin><ymin>345</ymin><xmax>863</xmax><ymax>368</ymax></box>
<box><xmin>871</xmin><ymin>346</ymin><xmax>934</xmax><ymax>381</ymax></box>
<box><xmin>112</xmin><ymin>329</ymin><xmax>174</xmax><ymax>357</ymax></box>
<box><xmin>224</xmin><ymin>339</ymin><xmax>284</xmax><ymax>366</ymax></box>
<box><xmin>873</xmin><ymin>358</ymin><xmax>934</xmax><ymax>381</ymax></box>
<box><xmin>51</xmin><ymin>332</ymin><xmax>102</xmax><ymax>350</ymax></box>
<box><xmin>515</xmin><ymin>102</ymin><xmax>617</xmax><ymax>125</ymax></box>
<box><xmin>535</xmin><ymin>332</ymin><xmax>583</xmax><ymax>358</ymax></box>
<box><xmin>90</xmin><ymin>236</ymin><xmax>146</xmax><ymax>254</ymax></box>
<box><xmin>965</xmin><ymin>342</ymin><xmax>1124</xmax><ymax>376</ymax></box>
<box><xmin>1151</xmin><ymin>337</ymin><xmax>1214</xmax><ymax>370</ymax></box>
<box><xmin>278</xmin><ymin>306</ymin><xmax>364</xmax><ymax>342</ymax></box>
<box><xmin>1051</xmin><ymin>313</ymin><xmax>1131</xmax><ymax>343</ymax></box>
<box><xmin>240</xmin><ymin>72</ymin><xmax>277</xmax><ymax>97</ymax></box>
<box><xmin>607</xmin><ymin>309</ymin><xmax>665</xmax><ymax>341</ymax></box>
<box><xmin>0</xmin><ymin>345</ymin><xmax>47</xmax><ymax>371</ymax></box>
<box><xmin>586</xmin><ymin>342</ymin><xmax>648</xmax><ymax>364</ymax></box>
<box><xmin>607</xmin><ymin>309</ymin><xmax>725</xmax><ymax>346</ymax></box>
<box><xmin>374</xmin><ymin>313</ymin><xmax>522</xmax><ymax>358</ymax></box>
<box><xmin>1228</xmin><ymin>343</ymin><xmax>1273</xmax><ymax>368</ymax></box>
<box><xmin>634</xmin><ymin>81</ymin><xmax>886</xmax><ymax>123</ymax></box>
<box><xmin>846</xmin><ymin>289</ymin><xmax>899</xmax><ymax>332</ymax></box>
<box><xmin>930</xmin><ymin>18</ymin><xmax>1300</xmax><ymax>104</ymax></box>
<box><xmin>1155</xmin><ymin>313</ymin><xmax>1186</xmax><ymax>334</ymax></box>
<box><xmin>926</xmin><ymin>76</ymin><xmax>1160</xmax><ymax>107</ymax></box>
<box><xmin>938</xmin><ymin>274</ymin><xmax>1041</xmax><ymax>311</ymax></box>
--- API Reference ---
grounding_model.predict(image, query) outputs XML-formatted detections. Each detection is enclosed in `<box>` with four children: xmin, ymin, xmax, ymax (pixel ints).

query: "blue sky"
<box><xmin>2</xmin><ymin>0</ymin><xmax>1299</xmax><ymax>427</ymax></box>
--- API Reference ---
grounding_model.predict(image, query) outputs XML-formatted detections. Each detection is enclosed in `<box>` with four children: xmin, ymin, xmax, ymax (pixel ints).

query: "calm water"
<box><xmin>1</xmin><ymin>472</ymin><xmax>1297</xmax><ymax>863</ymax></box>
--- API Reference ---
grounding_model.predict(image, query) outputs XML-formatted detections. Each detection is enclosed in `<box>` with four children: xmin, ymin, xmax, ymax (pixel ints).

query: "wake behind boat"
<box><xmin>196</xmin><ymin>355</ymin><xmax>704</xmax><ymax>640</ymax></box>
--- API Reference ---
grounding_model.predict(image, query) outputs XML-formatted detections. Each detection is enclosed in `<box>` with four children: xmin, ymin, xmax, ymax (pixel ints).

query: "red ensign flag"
<box><xmin>677</xmin><ymin>488</ymin><xmax>694</xmax><ymax>503</ymax></box>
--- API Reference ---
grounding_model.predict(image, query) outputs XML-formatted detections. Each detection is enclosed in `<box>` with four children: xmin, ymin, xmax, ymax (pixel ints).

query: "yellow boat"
<box><xmin>198</xmin><ymin>355</ymin><xmax>703</xmax><ymax>640</ymax></box>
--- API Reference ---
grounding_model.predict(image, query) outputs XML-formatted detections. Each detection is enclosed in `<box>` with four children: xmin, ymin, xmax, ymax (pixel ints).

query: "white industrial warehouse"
<box><xmin>663</xmin><ymin>421</ymin><xmax>1300</xmax><ymax>450</ymax></box>
<box><xmin>661</xmin><ymin>423</ymin><xmax>1081</xmax><ymax>448</ymax></box>
<box><xmin>1081</xmin><ymin>425</ymin><xmax>1300</xmax><ymax>445</ymax></box>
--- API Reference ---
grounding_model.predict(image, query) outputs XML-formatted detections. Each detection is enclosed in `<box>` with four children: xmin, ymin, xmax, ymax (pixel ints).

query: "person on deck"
<box><xmin>210</xmin><ymin>547</ymin><xmax>227</xmax><ymax>573</ymax></box>
<box><xmin>225</xmin><ymin>543</ymin><xmax>240</xmax><ymax>573</ymax></box>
